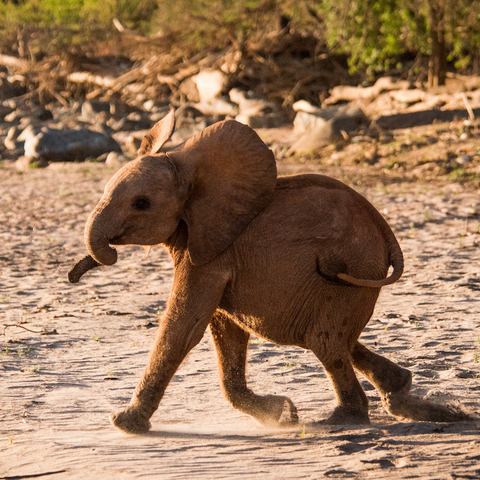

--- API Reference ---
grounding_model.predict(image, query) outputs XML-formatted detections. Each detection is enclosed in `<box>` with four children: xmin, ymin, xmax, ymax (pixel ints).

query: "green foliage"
<box><xmin>0</xmin><ymin>0</ymin><xmax>157</xmax><ymax>30</ymax></box>
<box><xmin>318</xmin><ymin>0</ymin><xmax>480</xmax><ymax>78</ymax></box>
<box><xmin>154</xmin><ymin>0</ymin><xmax>279</xmax><ymax>51</ymax></box>
<box><xmin>318</xmin><ymin>0</ymin><xmax>406</xmax><ymax>76</ymax></box>
<box><xmin>446</xmin><ymin>0</ymin><xmax>480</xmax><ymax>69</ymax></box>
<box><xmin>0</xmin><ymin>0</ymin><xmax>158</xmax><ymax>55</ymax></box>
<box><xmin>144</xmin><ymin>0</ymin><xmax>317</xmax><ymax>56</ymax></box>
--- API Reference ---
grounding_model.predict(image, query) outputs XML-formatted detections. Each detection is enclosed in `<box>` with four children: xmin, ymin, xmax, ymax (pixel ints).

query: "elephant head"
<box><xmin>72</xmin><ymin>109</ymin><xmax>277</xmax><ymax>280</ymax></box>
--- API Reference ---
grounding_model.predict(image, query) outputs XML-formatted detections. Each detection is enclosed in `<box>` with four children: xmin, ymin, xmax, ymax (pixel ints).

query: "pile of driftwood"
<box><xmin>0</xmin><ymin>25</ymin><xmax>350</xmax><ymax>111</ymax></box>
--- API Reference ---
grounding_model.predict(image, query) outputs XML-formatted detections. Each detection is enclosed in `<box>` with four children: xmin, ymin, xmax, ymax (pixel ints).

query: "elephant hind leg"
<box><xmin>210</xmin><ymin>313</ymin><xmax>298</xmax><ymax>427</ymax></box>
<box><xmin>381</xmin><ymin>391</ymin><xmax>472</xmax><ymax>422</ymax></box>
<box><xmin>311</xmin><ymin>345</ymin><xmax>370</xmax><ymax>425</ymax></box>
<box><xmin>351</xmin><ymin>342</ymin><xmax>412</xmax><ymax>396</ymax></box>
<box><xmin>352</xmin><ymin>342</ymin><xmax>472</xmax><ymax>422</ymax></box>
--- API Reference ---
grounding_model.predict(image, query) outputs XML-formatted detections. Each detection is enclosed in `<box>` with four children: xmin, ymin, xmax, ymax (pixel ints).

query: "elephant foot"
<box><xmin>110</xmin><ymin>405</ymin><xmax>151</xmax><ymax>434</ymax></box>
<box><xmin>388</xmin><ymin>367</ymin><xmax>413</xmax><ymax>396</ymax></box>
<box><xmin>256</xmin><ymin>395</ymin><xmax>299</xmax><ymax>427</ymax></box>
<box><xmin>321</xmin><ymin>406</ymin><xmax>370</xmax><ymax>426</ymax></box>
<box><xmin>382</xmin><ymin>393</ymin><xmax>472</xmax><ymax>422</ymax></box>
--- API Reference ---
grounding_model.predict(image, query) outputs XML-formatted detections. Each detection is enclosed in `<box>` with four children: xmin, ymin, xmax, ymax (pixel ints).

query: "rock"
<box><xmin>4</xmin><ymin>107</ymin><xmax>53</xmax><ymax>125</ymax></box>
<box><xmin>177</xmin><ymin>77</ymin><xmax>201</xmax><ymax>103</ymax></box>
<box><xmin>363</xmin><ymin>144</ymin><xmax>378</xmax><ymax>165</ymax></box>
<box><xmin>192</xmin><ymin>69</ymin><xmax>227</xmax><ymax>103</ymax></box>
<box><xmin>293</xmin><ymin>110</ymin><xmax>328</xmax><ymax>134</ymax></box>
<box><xmin>230</xmin><ymin>89</ymin><xmax>284</xmax><ymax>128</ymax></box>
<box><xmin>4</xmin><ymin>109</ymin><xmax>24</xmax><ymax>123</ymax></box>
<box><xmin>229</xmin><ymin>88</ymin><xmax>277</xmax><ymax>116</ymax></box>
<box><xmin>362</xmin><ymin>92</ymin><xmax>396</xmax><ymax>117</ymax></box>
<box><xmin>112</xmin><ymin>131</ymin><xmax>143</xmax><ymax>156</ymax></box>
<box><xmin>193</xmin><ymin>97</ymin><xmax>238</xmax><ymax>116</ymax></box>
<box><xmin>81</xmin><ymin>101</ymin><xmax>111</xmax><ymax>124</ymax></box>
<box><xmin>15</xmin><ymin>155</ymin><xmax>48</xmax><ymax>170</ymax></box>
<box><xmin>290</xmin><ymin>106</ymin><xmax>368</xmax><ymax>153</ymax></box>
<box><xmin>4</xmin><ymin>126</ymin><xmax>17</xmax><ymax>150</ymax></box>
<box><xmin>108</xmin><ymin>112</ymin><xmax>152</xmax><ymax>132</ymax></box>
<box><xmin>292</xmin><ymin>100</ymin><xmax>321</xmax><ymax>113</ymax></box>
<box><xmin>297</xmin><ymin>116</ymin><xmax>360</xmax><ymax>151</ymax></box>
<box><xmin>143</xmin><ymin>100</ymin><xmax>155</xmax><ymax>112</ymax></box>
<box><xmin>351</xmin><ymin>135</ymin><xmax>374</xmax><ymax>143</ymax></box>
<box><xmin>293</xmin><ymin>105</ymin><xmax>366</xmax><ymax>135</ymax></box>
<box><xmin>17</xmin><ymin>124</ymin><xmax>37</xmax><ymax>143</ymax></box>
<box><xmin>235</xmin><ymin>113</ymin><xmax>284</xmax><ymax>129</ymax></box>
<box><xmin>105</xmin><ymin>151</ymin><xmax>128</xmax><ymax>167</ymax></box>
<box><xmin>456</xmin><ymin>155</ymin><xmax>472</xmax><ymax>165</ymax></box>
<box><xmin>23</xmin><ymin>127</ymin><xmax>121</xmax><ymax>163</ymax></box>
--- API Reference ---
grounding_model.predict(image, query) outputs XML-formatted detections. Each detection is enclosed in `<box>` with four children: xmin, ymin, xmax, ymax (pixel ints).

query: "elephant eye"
<box><xmin>132</xmin><ymin>196</ymin><xmax>151</xmax><ymax>211</ymax></box>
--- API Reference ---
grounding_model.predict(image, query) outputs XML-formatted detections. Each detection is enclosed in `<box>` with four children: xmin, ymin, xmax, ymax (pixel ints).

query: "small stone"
<box><xmin>456</xmin><ymin>155</ymin><xmax>472</xmax><ymax>165</ymax></box>
<box><xmin>193</xmin><ymin>97</ymin><xmax>238</xmax><ymax>116</ymax></box>
<box><xmin>235</xmin><ymin>113</ymin><xmax>283</xmax><ymax>129</ymax></box>
<box><xmin>230</xmin><ymin>88</ymin><xmax>279</xmax><ymax>117</ymax></box>
<box><xmin>192</xmin><ymin>69</ymin><xmax>226</xmax><ymax>103</ymax></box>
<box><xmin>351</xmin><ymin>135</ymin><xmax>373</xmax><ymax>143</ymax></box>
<box><xmin>4</xmin><ymin>110</ymin><xmax>21</xmax><ymax>122</ymax></box>
<box><xmin>143</xmin><ymin>100</ymin><xmax>155</xmax><ymax>112</ymax></box>
<box><xmin>292</xmin><ymin>100</ymin><xmax>320</xmax><ymax>114</ymax></box>
<box><xmin>105</xmin><ymin>151</ymin><xmax>127</xmax><ymax>167</ymax></box>
<box><xmin>4</xmin><ymin>126</ymin><xmax>17</xmax><ymax>150</ymax></box>
<box><xmin>81</xmin><ymin>101</ymin><xmax>111</xmax><ymax>124</ymax></box>
<box><xmin>15</xmin><ymin>156</ymin><xmax>48</xmax><ymax>170</ymax></box>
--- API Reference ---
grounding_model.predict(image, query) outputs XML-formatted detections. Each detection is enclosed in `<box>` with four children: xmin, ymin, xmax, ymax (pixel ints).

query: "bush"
<box><xmin>0</xmin><ymin>0</ymin><xmax>159</xmax><ymax>56</ymax></box>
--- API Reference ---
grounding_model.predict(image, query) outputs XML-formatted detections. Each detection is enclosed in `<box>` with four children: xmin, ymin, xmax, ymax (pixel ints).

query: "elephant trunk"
<box><xmin>84</xmin><ymin>206</ymin><xmax>118</xmax><ymax>266</ymax></box>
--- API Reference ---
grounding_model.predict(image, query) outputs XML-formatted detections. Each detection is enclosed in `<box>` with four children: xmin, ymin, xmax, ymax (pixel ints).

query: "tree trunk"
<box><xmin>428</xmin><ymin>0</ymin><xmax>447</xmax><ymax>87</ymax></box>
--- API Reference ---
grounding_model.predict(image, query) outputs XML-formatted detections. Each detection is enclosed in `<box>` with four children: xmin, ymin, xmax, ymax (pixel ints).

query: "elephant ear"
<box><xmin>138</xmin><ymin>108</ymin><xmax>176</xmax><ymax>156</ymax></box>
<box><xmin>173</xmin><ymin>120</ymin><xmax>277</xmax><ymax>266</ymax></box>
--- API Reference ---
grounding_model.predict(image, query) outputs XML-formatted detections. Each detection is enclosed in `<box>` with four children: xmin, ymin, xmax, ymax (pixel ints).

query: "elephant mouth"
<box><xmin>109</xmin><ymin>226</ymin><xmax>150</xmax><ymax>246</ymax></box>
<box><xmin>108</xmin><ymin>223</ymin><xmax>132</xmax><ymax>245</ymax></box>
<box><xmin>109</xmin><ymin>235</ymin><xmax>126</xmax><ymax>245</ymax></box>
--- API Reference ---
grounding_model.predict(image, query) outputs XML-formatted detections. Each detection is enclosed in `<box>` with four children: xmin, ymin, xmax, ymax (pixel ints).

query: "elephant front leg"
<box><xmin>110</xmin><ymin>262</ymin><xmax>229</xmax><ymax>434</ymax></box>
<box><xmin>210</xmin><ymin>313</ymin><xmax>298</xmax><ymax>427</ymax></box>
<box><xmin>111</xmin><ymin>316</ymin><xmax>210</xmax><ymax>434</ymax></box>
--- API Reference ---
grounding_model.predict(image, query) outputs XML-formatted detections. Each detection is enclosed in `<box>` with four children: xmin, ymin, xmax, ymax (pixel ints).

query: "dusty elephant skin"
<box><xmin>70</xmin><ymin>109</ymin><xmax>471</xmax><ymax>434</ymax></box>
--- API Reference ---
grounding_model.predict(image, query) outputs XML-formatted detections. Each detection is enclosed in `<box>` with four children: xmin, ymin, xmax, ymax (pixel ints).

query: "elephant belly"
<box><xmin>219</xmin><ymin>267</ymin><xmax>335</xmax><ymax>348</ymax></box>
<box><xmin>219</xmin><ymin>275</ymin><xmax>380</xmax><ymax>350</ymax></box>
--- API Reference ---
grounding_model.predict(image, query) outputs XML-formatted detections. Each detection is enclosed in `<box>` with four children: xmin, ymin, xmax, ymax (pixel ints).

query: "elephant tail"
<box><xmin>336</xmin><ymin>217</ymin><xmax>404</xmax><ymax>288</ymax></box>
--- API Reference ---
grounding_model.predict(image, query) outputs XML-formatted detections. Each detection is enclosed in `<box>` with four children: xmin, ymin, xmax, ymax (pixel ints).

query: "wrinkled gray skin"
<box><xmin>71</xmin><ymin>109</ymin><xmax>471</xmax><ymax>434</ymax></box>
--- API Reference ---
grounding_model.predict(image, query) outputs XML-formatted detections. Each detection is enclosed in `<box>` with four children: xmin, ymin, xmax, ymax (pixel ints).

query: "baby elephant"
<box><xmin>70</xmin><ymin>109</ymin><xmax>469</xmax><ymax>433</ymax></box>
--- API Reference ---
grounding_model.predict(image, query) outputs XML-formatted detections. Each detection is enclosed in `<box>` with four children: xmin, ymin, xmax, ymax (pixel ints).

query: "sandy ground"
<box><xmin>1</xmin><ymin>158</ymin><xmax>479</xmax><ymax>480</ymax></box>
